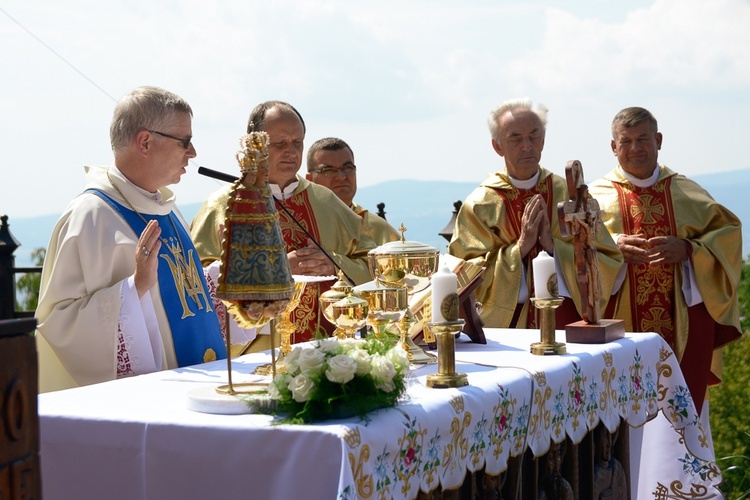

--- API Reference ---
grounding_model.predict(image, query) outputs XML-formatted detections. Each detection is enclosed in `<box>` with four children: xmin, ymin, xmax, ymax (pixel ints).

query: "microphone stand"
<box><xmin>197</xmin><ymin>166</ymin><xmax>356</xmax><ymax>285</ymax></box>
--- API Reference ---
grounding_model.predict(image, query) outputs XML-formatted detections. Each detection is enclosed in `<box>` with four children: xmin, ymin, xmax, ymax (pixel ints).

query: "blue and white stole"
<box><xmin>88</xmin><ymin>189</ymin><xmax>227</xmax><ymax>366</ymax></box>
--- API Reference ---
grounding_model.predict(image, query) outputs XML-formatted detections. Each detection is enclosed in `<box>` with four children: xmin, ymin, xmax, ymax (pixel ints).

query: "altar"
<box><xmin>38</xmin><ymin>329</ymin><xmax>720</xmax><ymax>499</ymax></box>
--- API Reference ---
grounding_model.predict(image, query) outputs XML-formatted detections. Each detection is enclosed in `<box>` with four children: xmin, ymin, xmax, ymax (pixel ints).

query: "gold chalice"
<box><xmin>367</xmin><ymin>225</ymin><xmax>439</xmax><ymax>363</ymax></box>
<box><xmin>322</xmin><ymin>291</ymin><xmax>369</xmax><ymax>339</ymax></box>
<box><xmin>319</xmin><ymin>276</ymin><xmax>353</xmax><ymax>338</ymax></box>
<box><xmin>354</xmin><ymin>281</ymin><xmax>408</xmax><ymax>341</ymax></box>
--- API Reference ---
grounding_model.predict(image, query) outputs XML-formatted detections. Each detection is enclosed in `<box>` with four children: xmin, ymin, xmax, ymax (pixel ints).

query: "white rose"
<box><xmin>386</xmin><ymin>346</ymin><xmax>410</xmax><ymax>373</ymax></box>
<box><xmin>268</xmin><ymin>373</ymin><xmax>292</xmax><ymax>399</ymax></box>
<box><xmin>325</xmin><ymin>354</ymin><xmax>357</xmax><ymax>384</ymax></box>
<box><xmin>370</xmin><ymin>354</ymin><xmax>397</xmax><ymax>393</ymax></box>
<box><xmin>289</xmin><ymin>373</ymin><xmax>315</xmax><ymax>403</ymax></box>
<box><xmin>283</xmin><ymin>347</ymin><xmax>303</xmax><ymax>375</ymax></box>
<box><xmin>318</xmin><ymin>337</ymin><xmax>340</xmax><ymax>354</ymax></box>
<box><xmin>339</xmin><ymin>338</ymin><xmax>366</xmax><ymax>353</ymax></box>
<box><xmin>349</xmin><ymin>348</ymin><xmax>372</xmax><ymax>376</ymax></box>
<box><xmin>297</xmin><ymin>348</ymin><xmax>326</xmax><ymax>376</ymax></box>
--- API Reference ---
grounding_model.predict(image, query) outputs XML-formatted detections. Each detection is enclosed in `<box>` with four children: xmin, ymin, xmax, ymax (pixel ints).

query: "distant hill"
<box><xmin>5</xmin><ymin>171</ymin><xmax>748</xmax><ymax>267</ymax></box>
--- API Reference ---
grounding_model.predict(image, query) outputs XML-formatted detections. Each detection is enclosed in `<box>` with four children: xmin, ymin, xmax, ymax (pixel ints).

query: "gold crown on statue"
<box><xmin>236</xmin><ymin>131</ymin><xmax>270</xmax><ymax>174</ymax></box>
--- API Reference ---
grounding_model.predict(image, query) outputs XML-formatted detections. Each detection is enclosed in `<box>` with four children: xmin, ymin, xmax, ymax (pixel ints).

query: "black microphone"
<box><xmin>197</xmin><ymin>166</ymin><xmax>355</xmax><ymax>285</ymax></box>
<box><xmin>198</xmin><ymin>166</ymin><xmax>238</xmax><ymax>183</ymax></box>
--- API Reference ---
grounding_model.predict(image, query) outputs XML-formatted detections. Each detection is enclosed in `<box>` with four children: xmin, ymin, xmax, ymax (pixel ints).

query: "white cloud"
<box><xmin>507</xmin><ymin>0</ymin><xmax>750</xmax><ymax>93</ymax></box>
<box><xmin>1</xmin><ymin>0</ymin><xmax>748</xmax><ymax>221</ymax></box>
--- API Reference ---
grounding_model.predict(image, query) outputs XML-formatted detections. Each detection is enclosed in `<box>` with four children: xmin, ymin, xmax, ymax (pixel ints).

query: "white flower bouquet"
<box><xmin>267</xmin><ymin>336</ymin><xmax>410</xmax><ymax>424</ymax></box>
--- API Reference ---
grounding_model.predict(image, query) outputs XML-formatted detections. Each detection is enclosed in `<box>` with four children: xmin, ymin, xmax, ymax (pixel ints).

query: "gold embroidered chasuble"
<box><xmin>191</xmin><ymin>176</ymin><xmax>376</xmax><ymax>343</ymax></box>
<box><xmin>448</xmin><ymin>167</ymin><xmax>623</xmax><ymax>328</ymax></box>
<box><xmin>589</xmin><ymin>165</ymin><xmax>742</xmax><ymax>363</ymax></box>
<box><xmin>352</xmin><ymin>202</ymin><xmax>400</xmax><ymax>246</ymax></box>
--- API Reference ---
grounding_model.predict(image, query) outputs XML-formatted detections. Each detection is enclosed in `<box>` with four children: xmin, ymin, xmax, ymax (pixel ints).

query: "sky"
<box><xmin>1</xmin><ymin>0</ymin><xmax>749</xmax><ymax>219</ymax></box>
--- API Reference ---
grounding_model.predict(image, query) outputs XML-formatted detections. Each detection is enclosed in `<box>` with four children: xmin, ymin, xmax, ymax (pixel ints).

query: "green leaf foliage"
<box><xmin>15</xmin><ymin>247</ymin><xmax>45</xmax><ymax>311</ymax></box>
<box><xmin>710</xmin><ymin>256</ymin><xmax>750</xmax><ymax>499</ymax></box>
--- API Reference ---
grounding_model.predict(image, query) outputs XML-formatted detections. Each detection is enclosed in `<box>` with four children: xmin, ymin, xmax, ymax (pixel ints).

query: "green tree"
<box><xmin>15</xmin><ymin>247</ymin><xmax>45</xmax><ymax>311</ymax></box>
<box><xmin>711</xmin><ymin>256</ymin><xmax>750</xmax><ymax>499</ymax></box>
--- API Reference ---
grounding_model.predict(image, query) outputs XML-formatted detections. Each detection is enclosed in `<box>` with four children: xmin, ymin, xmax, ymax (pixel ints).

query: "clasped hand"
<box><xmin>288</xmin><ymin>238</ymin><xmax>335</xmax><ymax>276</ymax></box>
<box><xmin>519</xmin><ymin>194</ymin><xmax>554</xmax><ymax>257</ymax></box>
<box><xmin>617</xmin><ymin>233</ymin><xmax>689</xmax><ymax>266</ymax></box>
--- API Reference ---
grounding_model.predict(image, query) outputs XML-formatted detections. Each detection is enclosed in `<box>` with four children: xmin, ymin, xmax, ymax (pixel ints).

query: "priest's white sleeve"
<box><xmin>681</xmin><ymin>259</ymin><xmax>703</xmax><ymax>306</ymax></box>
<box><xmin>119</xmin><ymin>276</ymin><xmax>163</xmax><ymax>376</ymax></box>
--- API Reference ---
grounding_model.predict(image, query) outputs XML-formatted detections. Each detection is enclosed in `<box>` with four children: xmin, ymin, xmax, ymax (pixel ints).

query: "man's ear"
<box><xmin>135</xmin><ymin>130</ymin><xmax>152</xmax><ymax>156</ymax></box>
<box><xmin>491</xmin><ymin>138</ymin><xmax>504</xmax><ymax>157</ymax></box>
<box><xmin>656</xmin><ymin>132</ymin><xmax>663</xmax><ymax>150</ymax></box>
<box><xmin>305</xmin><ymin>172</ymin><xmax>314</xmax><ymax>182</ymax></box>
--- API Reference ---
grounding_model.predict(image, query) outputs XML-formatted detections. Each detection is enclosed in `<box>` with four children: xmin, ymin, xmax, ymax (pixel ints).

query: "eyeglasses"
<box><xmin>310</xmin><ymin>164</ymin><xmax>357</xmax><ymax>177</ymax></box>
<box><xmin>149</xmin><ymin>130</ymin><xmax>192</xmax><ymax>149</ymax></box>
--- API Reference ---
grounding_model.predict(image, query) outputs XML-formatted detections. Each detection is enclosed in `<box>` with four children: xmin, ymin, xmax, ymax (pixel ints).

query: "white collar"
<box><xmin>270</xmin><ymin>180</ymin><xmax>300</xmax><ymax>201</ymax></box>
<box><xmin>508</xmin><ymin>169</ymin><xmax>541</xmax><ymax>190</ymax></box>
<box><xmin>618</xmin><ymin>165</ymin><xmax>659</xmax><ymax>188</ymax></box>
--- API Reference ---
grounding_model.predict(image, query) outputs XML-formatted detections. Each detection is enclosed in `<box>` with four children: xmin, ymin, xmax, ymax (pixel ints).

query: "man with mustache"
<box><xmin>305</xmin><ymin>137</ymin><xmax>399</xmax><ymax>246</ymax></box>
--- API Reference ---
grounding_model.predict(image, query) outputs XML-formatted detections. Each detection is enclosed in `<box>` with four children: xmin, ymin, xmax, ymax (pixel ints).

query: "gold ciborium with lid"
<box><xmin>363</xmin><ymin>224</ymin><xmax>440</xmax><ymax>364</ymax></box>
<box><xmin>319</xmin><ymin>274</ymin><xmax>369</xmax><ymax>339</ymax></box>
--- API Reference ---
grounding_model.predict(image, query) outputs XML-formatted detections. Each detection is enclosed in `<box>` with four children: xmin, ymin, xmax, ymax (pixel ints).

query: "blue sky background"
<box><xmin>2</xmin><ymin>0</ymin><xmax>749</xmax><ymax>219</ymax></box>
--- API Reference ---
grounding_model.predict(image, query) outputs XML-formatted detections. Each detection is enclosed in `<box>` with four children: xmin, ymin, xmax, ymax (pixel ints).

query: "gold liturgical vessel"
<box><xmin>320</xmin><ymin>276</ymin><xmax>369</xmax><ymax>339</ymax></box>
<box><xmin>363</xmin><ymin>225</ymin><xmax>439</xmax><ymax>364</ymax></box>
<box><xmin>355</xmin><ymin>282</ymin><xmax>408</xmax><ymax>338</ymax></box>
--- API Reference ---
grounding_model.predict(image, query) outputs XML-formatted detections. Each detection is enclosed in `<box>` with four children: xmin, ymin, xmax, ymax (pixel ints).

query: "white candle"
<box><xmin>532</xmin><ymin>250</ymin><xmax>556</xmax><ymax>299</ymax></box>
<box><xmin>431</xmin><ymin>264</ymin><xmax>458</xmax><ymax>322</ymax></box>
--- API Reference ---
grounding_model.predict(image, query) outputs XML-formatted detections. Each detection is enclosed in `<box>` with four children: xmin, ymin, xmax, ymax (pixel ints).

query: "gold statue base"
<box><xmin>530</xmin><ymin>297</ymin><xmax>566</xmax><ymax>356</ymax></box>
<box><xmin>425</xmin><ymin>320</ymin><xmax>469</xmax><ymax>389</ymax></box>
<box><xmin>565</xmin><ymin>319</ymin><xmax>625</xmax><ymax>344</ymax></box>
<box><xmin>252</xmin><ymin>362</ymin><xmax>283</xmax><ymax>376</ymax></box>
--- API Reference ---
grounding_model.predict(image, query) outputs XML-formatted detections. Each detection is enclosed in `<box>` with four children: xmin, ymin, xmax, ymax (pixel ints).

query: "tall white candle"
<box><xmin>431</xmin><ymin>264</ymin><xmax>458</xmax><ymax>322</ymax></box>
<box><xmin>532</xmin><ymin>250</ymin><xmax>556</xmax><ymax>299</ymax></box>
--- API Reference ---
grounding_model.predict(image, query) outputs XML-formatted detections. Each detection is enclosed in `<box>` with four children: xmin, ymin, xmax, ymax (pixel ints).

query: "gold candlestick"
<box><xmin>425</xmin><ymin>320</ymin><xmax>468</xmax><ymax>388</ymax></box>
<box><xmin>529</xmin><ymin>297</ymin><xmax>567</xmax><ymax>355</ymax></box>
<box><xmin>398</xmin><ymin>310</ymin><xmax>437</xmax><ymax>364</ymax></box>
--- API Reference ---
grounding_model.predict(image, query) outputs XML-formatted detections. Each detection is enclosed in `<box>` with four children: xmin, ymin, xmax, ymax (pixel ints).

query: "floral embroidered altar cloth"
<box><xmin>38</xmin><ymin>329</ymin><xmax>718</xmax><ymax>500</ymax></box>
<box><xmin>333</xmin><ymin>329</ymin><xmax>717</xmax><ymax>499</ymax></box>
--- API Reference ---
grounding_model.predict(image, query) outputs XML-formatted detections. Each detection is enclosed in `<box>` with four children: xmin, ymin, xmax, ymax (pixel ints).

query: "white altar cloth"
<box><xmin>38</xmin><ymin>329</ymin><xmax>720</xmax><ymax>499</ymax></box>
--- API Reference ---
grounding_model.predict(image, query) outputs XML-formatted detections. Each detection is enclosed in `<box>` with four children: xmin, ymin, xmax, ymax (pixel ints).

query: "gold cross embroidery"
<box><xmin>641</xmin><ymin>306</ymin><xmax>671</xmax><ymax>334</ymax></box>
<box><xmin>629</xmin><ymin>194</ymin><xmax>664</xmax><ymax>225</ymax></box>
